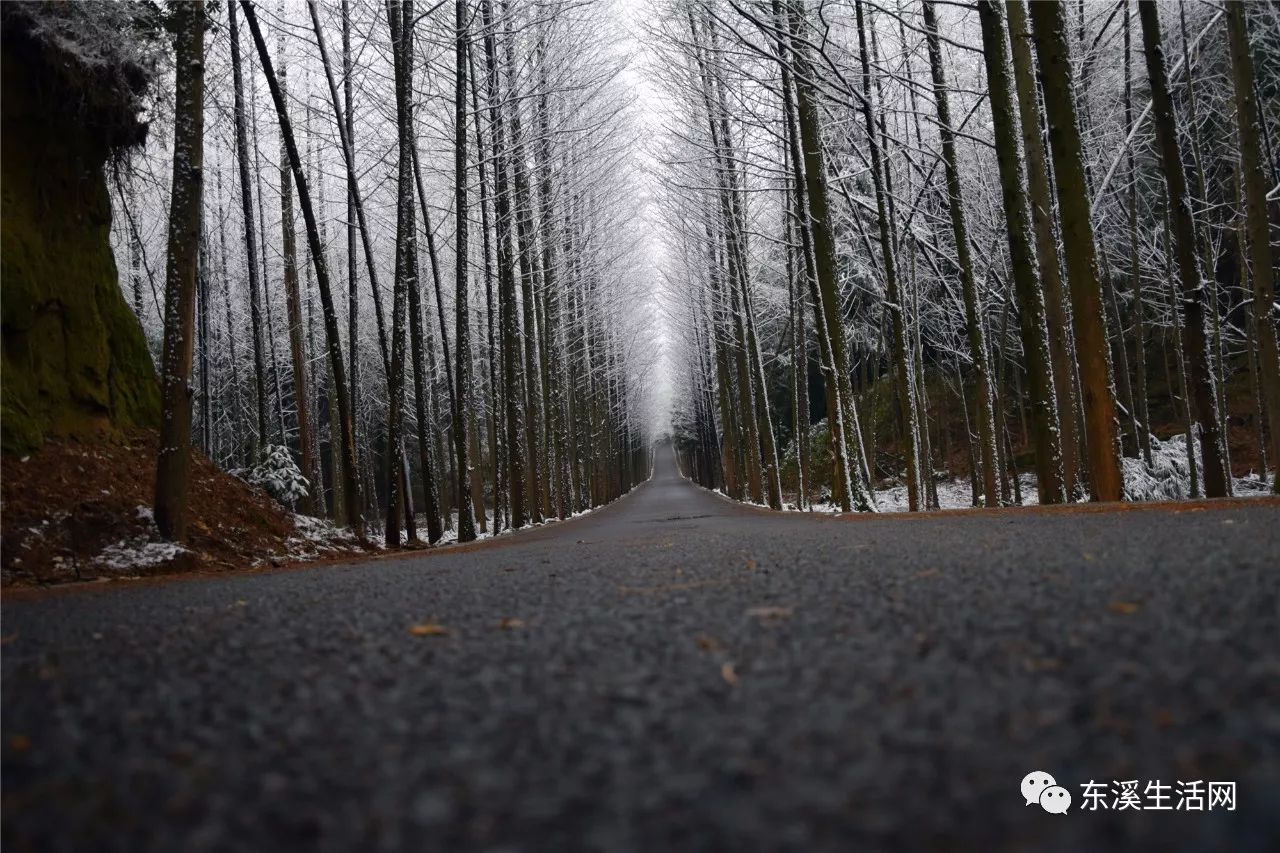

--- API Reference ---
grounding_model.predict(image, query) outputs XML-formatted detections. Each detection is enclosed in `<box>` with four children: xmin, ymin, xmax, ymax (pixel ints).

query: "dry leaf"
<box><xmin>746</xmin><ymin>605</ymin><xmax>793</xmax><ymax>621</ymax></box>
<box><xmin>1108</xmin><ymin>601</ymin><xmax>1140</xmax><ymax>615</ymax></box>
<box><xmin>1023</xmin><ymin>657</ymin><xmax>1063</xmax><ymax>672</ymax></box>
<box><xmin>721</xmin><ymin>662</ymin><xmax>739</xmax><ymax>686</ymax></box>
<box><xmin>408</xmin><ymin>622</ymin><xmax>450</xmax><ymax>637</ymax></box>
<box><xmin>696</xmin><ymin>633</ymin><xmax>726</xmax><ymax>653</ymax></box>
<box><xmin>499</xmin><ymin>617</ymin><xmax>526</xmax><ymax>630</ymax></box>
<box><xmin>745</xmin><ymin>558</ymin><xmax>757</xmax><ymax>571</ymax></box>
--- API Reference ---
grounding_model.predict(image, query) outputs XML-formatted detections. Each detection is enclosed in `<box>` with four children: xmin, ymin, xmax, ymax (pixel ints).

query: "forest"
<box><xmin>656</xmin><ymin>0</ymin><xmax>1279</xmax><ymax>512</ymax></box>
<box><xmin>5</xmin><ymin>4</ymin><xmax>1279</xmax><ymax>847</ymax></box>
<box><xmin>2</xmin><ymin>0</ymin><xmax>1278</xmax><ymax>574</ymax></box>
<box><xmin>30</xmin><ymin>0</ymin><xmax>660</xmax><ymax>558</ymax></box>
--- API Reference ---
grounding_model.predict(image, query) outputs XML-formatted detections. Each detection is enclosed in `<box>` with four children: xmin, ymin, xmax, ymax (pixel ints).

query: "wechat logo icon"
<box><xmin>1022</xmin><ymin>770</ymin><xmax>1071</xmax><ymax>814</ymax></box>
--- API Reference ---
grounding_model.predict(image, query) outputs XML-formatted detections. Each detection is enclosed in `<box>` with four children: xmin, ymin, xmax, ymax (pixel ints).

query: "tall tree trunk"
<box><xmin>227</xmin><ymin>1</ymin><xmax>270</xmax><ymax>457</ymax></box>
<box><xmin>383</xmin><ymin>0</ymin><xmax>414</xmax><ymax>546</ymax></box>
<box><xmin>502</xmin><ymin>9</ymin><xmax>546</xmax><ymax>525</ymax></box>
<box><xmin>1125</xmin><ymin>4</ymin><xmax>1153</xmax><ymax>467</ymax></box>
<box><xmin>453</xmin><ymin>0</ymin><xmax>477</xmax><ymax>542</ymax></box>
<box><xmin>342</xmin><ymin>0</ymin><xmax>361</xmax><ymax>499</ymax></box>
<box><xmin>1007</xmin><ymin>0</ymin><xmax>1082</xmax><ymax>499</ymax></box>
<box><xmin>469</xmin><ymin>44</ymin><xmax>504</xmax><ymax>530</ymax></box>
<box><xmin>976</xmin><ymin>0</ymin><xmax>1065</xmax><ymax>503</ymax></box>
<box><xmin>923</xmin><ymin>0</ymin><xmax>999</xmax><ymax>506</ymax></box>
<box><xmin>482</xmin><ymin>0</ymin><xmax>526</xmax><ymax>529</ymax></box>
<box><xmin>783</xmin><ymin>1</ymin><xmax>869</xmax><ymax>511</ymax></box>
<box><xmin>1138</xmin><ymin>0</ymin><xmax>1227</xmax><ymax>498</ymax></box>
<box><xmin>242</xmin><ymin>0</ymin><xmax>364</xmax><ymax>537</ymax></box>
<box><xmin>275</xmin><ymin>20</ymin><xmax>319</xmax><ymax>516</ymax></box>
<box><xmin>1027</xmin><ymin>0</ymin><xmax>1124</xmax><ymax>501</ymax></box>
<box><xmin>1226</xmin><ymin>0</ymin><xmax>1280</xmax><ymax>491</ymax></box>
<box><xmin>155</xmin><ymin>2</ymin><xmax>205</xmax><ymax>541</ymax></box>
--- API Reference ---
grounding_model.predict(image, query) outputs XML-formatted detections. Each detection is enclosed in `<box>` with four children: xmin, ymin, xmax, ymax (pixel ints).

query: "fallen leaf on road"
<box><xmin>1108</xmin><ymin>601</ymin><xmax>1141</xmax><ymax>615</ymax></box>
<box><xmin>1023</xmin><ymin>657</ymin><xmax>1063</xmax><ymax>672</ymax></box>
<box><xmin>696</xmin><ymin>633</ymin><xmax>726</xmax><ymax>653</ymax></box>
<box><xmin>499</xmin><ymin>618</ymin><xmax>526</xmax><ymax>630</ymax></box>
<box><xmin>721</xmin><ymin>662</ymin><xmax>739</xmax><ymax>686</ymax></box>
<box><xmin>745</xmin><ymin>558</ymin><xmax>757</xmax><ymax>571</ymax></box>
<box><xmin>9</xmin><ymin>735</ymin><xmax>30</xmax><ymax>752</ymax></box>
<box><xmin>409</xmin><ymin>623</ymin><xmax>450</xmax><ymax>637</ymax></box>
<box><xmin>746</xmin><ymin>606</ymin><xmax>793</xmax><ymax>622</ymax></box>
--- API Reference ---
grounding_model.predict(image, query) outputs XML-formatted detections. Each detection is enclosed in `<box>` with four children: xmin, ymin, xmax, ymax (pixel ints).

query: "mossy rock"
<box><xmin>1</xmin><ymin>42</ymin><xmax>159</xmax><ymax>455</ymax></box>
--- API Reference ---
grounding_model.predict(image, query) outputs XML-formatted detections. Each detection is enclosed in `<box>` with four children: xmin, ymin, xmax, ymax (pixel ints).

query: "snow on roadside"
<box><xmin>97</xmin><ymin>537</ymin><xmax>189</xmax><ymax>571</ymax></box>
<box><xmin>90</xmin><ymin>505</ymin><xmax>189</xmax><ymax>573</ymax></box>
<box><xmin>285</xmin><ymin>514</ymin><xmax>366</xmax><ymax>560</ymax></box>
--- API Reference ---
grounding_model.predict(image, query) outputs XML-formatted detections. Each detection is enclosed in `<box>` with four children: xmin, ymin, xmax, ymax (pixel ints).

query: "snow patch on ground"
<box><xmin>285</xmin><ymin>514</ymin><xmax>366</xmax><ymax>560</ymax></box>
<box><xmin>773</xmin><ymin>436</ymin><xmax>1272</xmax><ymax>514</ymax></box>
<box><xmin>96</xmin><ymin>537</ymin><xmax>189</xmax><ymax>571</ymax></box>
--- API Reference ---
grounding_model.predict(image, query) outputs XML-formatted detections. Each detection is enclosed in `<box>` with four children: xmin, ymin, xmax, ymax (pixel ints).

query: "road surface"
<box><xmin>4</xmin><ymin>446</ymin><xmax>1278</xmax><ymax>851</ymax></box>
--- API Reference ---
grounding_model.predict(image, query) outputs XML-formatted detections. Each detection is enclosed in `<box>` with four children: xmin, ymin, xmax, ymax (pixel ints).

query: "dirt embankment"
<box><xmin>2</xmin><ymin>432</ymin><xmax>369</xmax><ymax>587</ymax></box>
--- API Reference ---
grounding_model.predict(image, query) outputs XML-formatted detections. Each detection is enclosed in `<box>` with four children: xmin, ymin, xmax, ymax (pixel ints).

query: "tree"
<box><xmin>227</xmin><ymin>1</ymin><xmax>270</xmax><ymax>457</ymax></box>
<box><xmin>154</xmin><ymin>0</ymin><xmax>205</xmax><ymax>540</ymax></box>
<box><xmin>241</xmin><ymin>0</ymin><xmax>364</xmax><ymax>537</ymax></box>
<box><xmin>1138</xmin><ymin>0</ymin><xmax>1227</xmax><ymax>498</ymax></box>
<box><xmin>1006</xmin><ymin>0</ymin><xmax>1082</xmax><ymax>499</ymax></box>
<box><xmin>922</xmin><ymin>0</ymin><xmax>998</xmax><ymax>506</ymax></box>
<box><xmin>1027</xmin><ymin>0</ymin><xmax>1124</xmax><ymax>502</ymax></box>
<box><xmin>976</xmin><ymin>0</ymin><xmax>1064</xmax><ymax>504</ymax></box>
<box><xmin>1226</xmin><ymin>0</ymin><xmax>1280</xmax><ymax>492</ymax></box>
<box><xmin>274</xmin><ymin>16</ymin><xmax>319</xmax><ymax>516</ymax></box>
<box><xmin>453</xmin><ymin>0</ymin><xmax>477</xmax><ymax>542</ymax></box>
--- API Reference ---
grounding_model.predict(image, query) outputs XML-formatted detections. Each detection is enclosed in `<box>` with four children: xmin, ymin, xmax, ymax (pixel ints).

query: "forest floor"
<box><xmin>0</xmin><ymin>432</ymin><xmax>370</xmax><ymax>587</ymax></box>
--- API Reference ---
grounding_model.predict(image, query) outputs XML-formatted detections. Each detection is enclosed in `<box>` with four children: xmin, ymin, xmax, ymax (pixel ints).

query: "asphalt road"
<box><xmin>4</xmin><ymin>446</ymin><xmax>1279</xmax><ymax>852</ymax></box>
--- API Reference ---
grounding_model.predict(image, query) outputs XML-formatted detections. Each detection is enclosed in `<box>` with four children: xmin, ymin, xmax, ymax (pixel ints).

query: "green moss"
<box><xmin>1</xmin><ymin>48</ymin><xmax>159</xmax><ymax>455</ymax></box>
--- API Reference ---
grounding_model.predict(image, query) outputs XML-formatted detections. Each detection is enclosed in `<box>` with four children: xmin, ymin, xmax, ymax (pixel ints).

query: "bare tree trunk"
<box><xmin>469</xmin><ymin>44</ymin><xmax>504</xmax><ymax>531</ymax></box>
<box><xmin>976</xmin><ymin>0</ymin><xmax>1065</xmax><ymax>503</ymax></box>
<box><xmin>783</xmin><ymin>1</ymin><xmax>867</xmax><ymax>511</ymax></box>
<box><xmin>242</xmin><ymin>0</ymin><xmax>364</xmax><ymax>537</ymax></box>
<box><xmin>227</xmin><ymin>1</ymin><xmax>270</xmax><ymax>457</ymax></box>
<box><xmin>1125</xmin><ymin>4</ymin><xmax>1153</xmax><ymax>468</ymax></box>
<box><xmin>342</xmin><ymin>0</ymin><xmax>360</xmax><ymax>500</ymax></box>
<box><xmin>274</xmin><ymin>20</ymin><xmax>319</xmax><ymax>516</ymax></box>
<box><xmin>155</xmin><ymin>2</ymin><xmax>205</xmax><ymax>541</ymax></box>
<box><xmin>1027</xmin><ymin>0</ymin><xmax>1124</xmax><ymax>501</ymax></box>
<box><xmin>482</xmin><ymin>0</ymin><xmax>526</xmax><ymax>530</ymax></box>
<box><xmin>1226</xmin><ymin>0</ymin><xmax>1280</xmax><ymax>491</ymax></box>
<box><xmin>1138</xmin><ymin>0</ymin><xmax>1227</xmax><ymax>498</ymax></box>
<box><xmin>382</xmin><ymin>0</ymin><xmax>413</xmax><ymax>546</ymax></box>
<box><xmin>502</xmin><ymin>9</ymin><xmax>547</xmax><ymax>525</ymax></box>
<box><xmin>1007</xmin><ymin>0</ymin><xmax>1081</xmax><ymax>499</ymax></box>
<box><xmin>923</xmin><ymin>0</ymin><xmax>999</xmax><ymax>506</ymax></box>
<box><xmin>453</xmin><ymin>0</ymin><xmax>477</xmax><ymax>542</ymax></box>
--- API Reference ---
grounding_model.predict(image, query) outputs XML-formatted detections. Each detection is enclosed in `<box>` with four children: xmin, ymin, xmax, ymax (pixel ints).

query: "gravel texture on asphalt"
<box><xmin>4</xmin><ymin>446</ymin><xmax>1279</xmax><ymax>852</ymax></box>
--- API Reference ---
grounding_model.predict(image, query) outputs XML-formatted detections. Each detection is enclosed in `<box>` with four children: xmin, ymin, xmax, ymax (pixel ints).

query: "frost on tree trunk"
<box><xmin>976</xmin><ymin>0</ymin><xmax>1064</xmax><ymax>504</ymax></box>
<box><xmin>1027</xmin><ymin>0</ymin><xmax>1124</xmax><ymax>502</ymax></box>
<box><xmin>1226</xmin><ymin>1</ymin><xmax>1280</xmax><ymax>493</ymax></box>
<box><xmin>1138</xmin><ymin>1</ymin><xmax>1227</xmax><ymax>498</ymax></box>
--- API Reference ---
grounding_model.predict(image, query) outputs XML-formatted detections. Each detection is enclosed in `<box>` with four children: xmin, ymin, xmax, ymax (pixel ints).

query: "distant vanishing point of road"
<box><xmin>4</xmin><ymin>445</ymin><xmax>1278</xmax><ymax>851</ymax></box>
